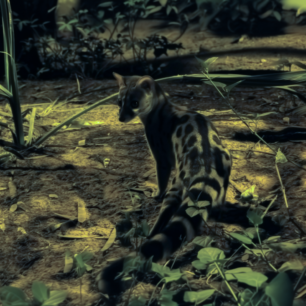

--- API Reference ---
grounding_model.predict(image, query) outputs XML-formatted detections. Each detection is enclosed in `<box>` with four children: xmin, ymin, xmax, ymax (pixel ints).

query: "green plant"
<box><xmin>0</xmin><ymin>281</ymin><xmax>67</xmax><ymax>306</ymax></box>
<box><xmin>63</xmin><ymin>250</ymin><xmax>93</xmax><ymax>303</ymax></box>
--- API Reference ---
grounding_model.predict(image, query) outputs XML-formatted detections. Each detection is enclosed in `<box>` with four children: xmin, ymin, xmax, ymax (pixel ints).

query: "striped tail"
<box><xmin>96</xmin><ymin>188</ymin><xmax>205</xmax><ymax>296</ymax></box>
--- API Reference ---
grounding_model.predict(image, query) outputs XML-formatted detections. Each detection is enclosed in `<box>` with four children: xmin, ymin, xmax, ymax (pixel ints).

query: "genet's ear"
<box><xmin>113</xmin><ymin>72</ymin><xmax>126</xmax><ymax>89</ymax></box>
<box><xmin>136</xmin><ymin>75</ymin><xmax>154</xmax><ymax>91</ymax></box>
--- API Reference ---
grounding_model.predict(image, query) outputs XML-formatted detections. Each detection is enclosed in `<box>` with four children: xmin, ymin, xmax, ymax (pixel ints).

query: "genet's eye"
<box><xmin>131</xmin><ymin>101</ymin><xmax>139</xmax><ymax>108</ymax></box>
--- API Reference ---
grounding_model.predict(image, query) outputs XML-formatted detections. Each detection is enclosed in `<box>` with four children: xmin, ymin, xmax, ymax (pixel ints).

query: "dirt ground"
<box><xmin>1</xmin><ymin>20</ymin><xmax>306</xmax><ymax>306</ymax></box>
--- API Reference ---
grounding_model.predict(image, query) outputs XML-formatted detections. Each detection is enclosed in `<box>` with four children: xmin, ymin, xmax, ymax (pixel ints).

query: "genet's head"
<box><xmin>113</xmin><ymin>72</ymin><xmax>158</xmax><ymax>123</ymax></box>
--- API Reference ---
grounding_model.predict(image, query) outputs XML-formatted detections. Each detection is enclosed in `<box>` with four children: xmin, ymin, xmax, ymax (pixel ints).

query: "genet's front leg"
<box><xmin>152</xmin><ymin>159</ymin><xmax>172</xmax><ymax>202</ymax></box>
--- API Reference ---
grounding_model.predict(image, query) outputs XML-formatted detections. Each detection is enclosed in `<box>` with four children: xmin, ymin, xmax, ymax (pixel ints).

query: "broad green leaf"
<box><xmin>0</xmin><ymin>286</ymin><xmax>28</xmax><ymax>304</ymax></box>
<box><xmin>184</xmin><ymin>289</ymin><xmax>215</xmax><ymax>304</ymax></box>
<box><xmin>265</xmin><ymin>273</ymin><xmax>294</xmax><ymax>306</ymax></box>
<box><xmin>229</xmin><ymin>272</ymin><xmax>268</xmax><ymax>288</ymax></box>
<box><xmin>275</xmin><ymin>149</ymin><xmax>288</xmax><ymax>164</ymax></box>
<box><xmin>151</xmin><ymin>263</ymin><xmax>182</xmax><ymax>282</ymax></box>
<box><xmin>198</xmin><ymin>201</ymin><xmax>210</xmax><ymax>208</ymax></box>
<box><xmin>247</xmin><ymin>208</ymin><xmax>263</xmax><ymax>226</ymax></box>
<box><xmin>158</xmin><ymin>0</ymin><xmax>167</xmax><ymax>7</ymax></box>
<box><xmin>278</xmin><ymin>260</ymin><xmax>304</xmax><ymax>272</ymax></box>
<box><xmin>186</xmin><ymin>207</ymin><xmax>199</xmax><ymax>217</ymax></box>
<box><xmin>160</xmin><ymin>289</ymin><xmax>177</xmax><ymax>306</ymax></box>
<box><xmin>164</xmin><ymin>269</ymin><xmax>183</xmax><ymax>283</ymax></box>
<box><xmin>193</xmin><ymin>236</ymin><xmax>214</xmax><ymax>247</ymax></box>
<box><xmin>151</xmin><ymin>262</ymin><xmax>167</xmax><ymax>277</ymax></box>
<box><xmin>192</xmin><ymin>260</ymin><xmax>207</xmax><ymax>270</ymax></box>
<box><xmin>230</xmin><ymin>232</ymin><xmax>253</xmax><ymax>245</ymax></box>
<box><xmin>197</xmin><ymin>248</ymin><xmax>225</xmax><ymax>264</ymax></box>
<box><xmin>42</xmin><ymin>290</ymin><xmax>67</xmax><ymax>306</ymax></box>
<box><xmin>80</xmin><ymin>251</ymin><xmax>93</xmax><ymax>263</ymax></box>
<box><xmin>74</xmin><ymin>254</ymin><xmax>85</xmax><ymax>269</ymax></box>
<box><xmin>32</xmin><ymin>281</ymin><xmax>49</xmax><ymax>303</ymax></box>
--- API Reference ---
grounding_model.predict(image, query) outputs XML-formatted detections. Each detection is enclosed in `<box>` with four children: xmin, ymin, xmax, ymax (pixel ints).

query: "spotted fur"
<box><xmin>96</xmin><ymin>73</ymin><xmax>232</xmax><ymax>296</ymax></box>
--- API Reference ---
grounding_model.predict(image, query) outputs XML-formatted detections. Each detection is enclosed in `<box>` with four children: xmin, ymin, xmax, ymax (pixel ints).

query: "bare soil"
<box><xmin>1</xmin><ymin>20</ymin><xmax>306</xmax><ymax>306</ymax></box>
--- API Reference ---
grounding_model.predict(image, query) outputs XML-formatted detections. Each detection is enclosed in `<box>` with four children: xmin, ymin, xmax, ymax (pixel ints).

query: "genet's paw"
<box><xmin>152</xmin><ymin>190</ymin><xmax>165</xmax><ymax>202</ymax></box>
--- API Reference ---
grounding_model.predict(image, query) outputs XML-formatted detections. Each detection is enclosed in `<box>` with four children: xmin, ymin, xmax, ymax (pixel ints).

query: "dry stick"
<box><xmin>203</xmin><ymin>71</ymin><xmax>306</xmax><ymax>236</ymax></box>
<box><xmin>275</xmin><ymin>163</ymin><xmax>306</xmax><ymax>235</ymax></box>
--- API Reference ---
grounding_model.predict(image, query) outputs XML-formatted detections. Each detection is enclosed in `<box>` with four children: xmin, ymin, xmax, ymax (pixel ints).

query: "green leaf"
<box><xmin>197</xmin><ymin>247</ymin><xmax>225</xmax><ymax>264</ymax></box>
<box><xmin>122</xmin><ymin>256</ymin><xmax>139</xmax><ymax>275</ymax></box>
<box><xmin>227</xmin><ymin>271</ymin><xmax>268</xmax><ymax>288</ymax></box>
<box><xmin>193</xmin><ymin>236</ymin><xmax>214</xmax><ymax>248</ymax></box>
<box><xmin>103</xmin><ymin>19</ymin><xmax>113</xmax><ymax>24</ymax></box>
<box><xmin>192</xmin><ymin>260</ymin><xmax>207</xmax><ymax>270</ymax></box>
<box><xmin>186</xmin><ymin>207</ymin><xmax>199</xmax><ymax>217</ymax></box>
<box><xmin>275</xmin><ymin>149</ymin><xmax>288</xmax><ymax>164</ymax></box>
<box><xmin>206</xmin><ymin>263</ymin><xmax>219</xmax><ymax>276</ymax></box>
<box><xmin>184</xmin><ymin>289</ymin><xmax>215</xmax><ymax>304</ymax></box>
<box><xmin>141</xmin><ymin>220</ymin><xmax>150</xmax><ymax>236</ymax></box>
<box><xmin>239</xmin><ymin>288</ymin><xmax>254</xmax><ymax>306</ymax></box>
<box><xmin>226</xmin><ymin>80</ymin><xmax>245</xmax><ymax>93</ymax></box>
<box><xmin>226</xmin><ymin>267</ymin><xmax>253</xmax><ymax>275</ymax></box>
<box><xmin>101</xmin><ymin>228</ymin><xmax>116</xmax><ymax>252</ymax></box>
<box><xmin>32</xmin><ymin>281</ymin><xmax>49</xmax><ymax>303</ymax></box>
<box><xmin>98</xmin><ymin>2</ymin><xmax>113</xmax><ymax>7</ymax></box>
<box><xmin>0</xmin><ymin>286</ymin><xmax>28</xmax><ymax>305</ymax></box>
<box><xmin>263</xmin><ymin>236</ymin><xmax>281</xmax><ymax>243</ymax></box>
<box><xmin>265</xmin><ymin>273</ymin><xmax>294</xmax><ymax>306</ymax></box>
<box><xmin>244</xmin><ymin>228</ymin><xmax>256</xmax><ymax>239</ymax></box>
<box><xmin>278</xmin><ymin>260</ymin><xmax>304</xmax><ymax>272</ymax></box>
<box><xmin>195</xmin><ymin>56</ymin><xmax>218</xmax><ymax>74</ymax></box>
<box><xmin>267</xmin><ymin>240</ymin><xmax>306</xmax><ymax>253</ymax></box>
<box><xmin>128</xmin><ymin>296</ymin><xmax>147</xmax><ymax>306</ymax></box>
<box><xmin>164</xmin><ymin>269</ymin><xmax>183</xmax><ymax>283</ymax></box>
<box><xmin>202</xmin><ymin>80</ymin><xmax>228</xmax><ymax>90</ymax></box>
<box><xmin>230</xmin><ymin>232</ymin><xmax>253</xmax><ymax>245</ymax></box>
<box><xmin>84</xmin><ymin>263</ymin><xmax>93</xmax><ymax>272</ymax></box>
<box><xmin>151</xmin><ymin>263</ymin><xmax>182</xmax><ymax>283</ymax></box>
<box><xmin>245</xmin><ymin>248</ymin><xmax>272</xmax><ymax>257</ymax></box>
<box><xmin>240</xmin><ymin>185</ymin><xmax>258</xmax><ymax>202</ymax></box>
<box><xmin>255</xmin><ymin>111</ymin><xmax>278</xmax><ymax>118</ymax></box>
<box><xmin>198</xmin><ymin>201</ymin><xmax>210</xmax><ymax>208</ymax></box>
<box><xmin>42</xmin><ymin>290</ymin><xmax>67</xmax><ymax>306</ymax></box>
<box><xmin>80</xmin><ymin>251</ymin><xmax>93</xmax><ymax>263</ymax></box>
<box><xmin>151</xmin><ymin>262</ymin><xmax>167</xmax><ymax>276</ymax></box>
<box><xmin>247</xmin><ymin>208</ymin><xmax>263</xmax><ymax>226</ymax></box>
<box><xmin>160</xmin><ymin>289</ymin><xmax>177</xmax><ymax>306</ymax></box>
